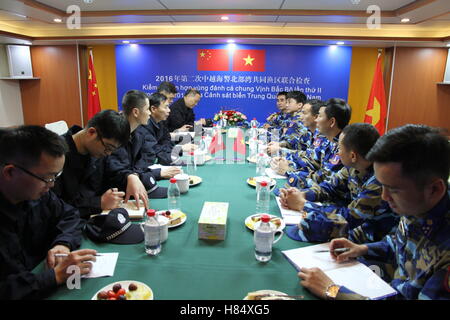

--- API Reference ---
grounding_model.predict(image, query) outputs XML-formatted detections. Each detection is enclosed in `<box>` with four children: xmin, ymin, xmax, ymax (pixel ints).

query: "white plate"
<box><xmin>246</xmin><ymin>177</ymin><xmax>276</xmax><ymax>188</ymax></box>
<box><xmin>156</xmin><ymin>209</ymin><xmax>187</xmax><ymax>228</ymax></box>
<box><xmin>91</xmin><ymin>280</ymin><xmax>153</xmax><ymax>300</ymax></box>
<box><xmin>189</xmin><ymin>175</ymin><xmax>202</xmax><ymax>186</ymax></box>
<box><xmin>101</xmin><ymin>200</ymin><xmax>145</xmax><ymax>220</ymax></box>
<box><xmin>244</xmin><ymin>290</ymin><xmax>294</xmax><ymax>300</ymax></box>
<box><xmin>245</xmin><ymin>214</ymin><xmax>285</xmax><ymax>232</ymax></box>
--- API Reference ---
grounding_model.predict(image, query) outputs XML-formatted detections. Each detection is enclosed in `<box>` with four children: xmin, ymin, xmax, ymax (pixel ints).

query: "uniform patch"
<box><xmin>313</xmin><ymin>138</ymin><xmax>322</xmax><ymax>147</ymax></box>
<box><xmin>289</xmin><ymin>177</ymin><xmax>295</xmax><ymax>184</ymax></box>
<box><xmin>329</xmin><ymin>154</ymin><xmax>341</xmax><ymax>165</ymax></box>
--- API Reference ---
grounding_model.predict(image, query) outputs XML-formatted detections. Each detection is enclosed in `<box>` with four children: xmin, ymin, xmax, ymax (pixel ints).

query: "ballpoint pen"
<box><xmin>314</xmin><ymin>248</ymin><xmax>350</xmax><ymax>254</ymax></box>
<box><xmin>54</xmin><ymin>253</ymin><xmax>103</xmax><ymax>257</ymax></box>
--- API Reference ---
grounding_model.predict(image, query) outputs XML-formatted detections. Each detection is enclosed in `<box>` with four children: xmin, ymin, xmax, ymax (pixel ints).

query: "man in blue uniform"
<box><xmin>280</xmin><ymin>123</ymin><xmax>398</xmax><ymax>244</ymax></box>
<box><xmin>298</xmin><ymin>124</ymin><xmax>450</xmax><ymax>300</ymax></box>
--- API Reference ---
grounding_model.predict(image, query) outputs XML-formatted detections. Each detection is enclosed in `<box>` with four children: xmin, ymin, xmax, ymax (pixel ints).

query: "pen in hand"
<box><xmin>54</xmin><ymin>253</ymin><xmax>103</xmax><ymax>258</ymax></box>
<box><xmin>314</xmin><ymin>248</ymin><xmax>350</xmax><ymax>254</ymax></box>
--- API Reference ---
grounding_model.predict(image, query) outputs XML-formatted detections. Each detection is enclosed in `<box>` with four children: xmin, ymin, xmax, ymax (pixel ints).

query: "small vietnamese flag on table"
<box><xmin>232</xmin><ymin>49</ymin><xmax>265</xmax><ymax>72</ymax></box>
<box><xmin>233</xmin><ymin>128</ymin><xmax>246</xmax><ymax>155</ymax></box>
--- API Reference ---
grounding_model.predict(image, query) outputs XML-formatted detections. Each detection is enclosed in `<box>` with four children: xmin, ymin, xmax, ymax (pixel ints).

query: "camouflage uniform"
<box><xmin>287</xmin><ymin>166</ymin><xmax>399</xmax><ymax>243</ymax></box>
<box><xmin>281</xmin><ymin>127</ymin><xmax>318</xmax><ymax>153</ymax></box>
<box><xmin>285</xmin><ymin>134</ymin><xmax>343</xmax><ymax>189</ymax></box>
<box><xmin>336</xmin><ymin>194</ymin><xmax>450</xmax><ymax>300</ymax></box>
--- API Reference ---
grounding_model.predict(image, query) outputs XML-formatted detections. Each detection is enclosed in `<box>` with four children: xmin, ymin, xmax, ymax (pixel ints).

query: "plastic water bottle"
<box><xmin>254</xmin><ymin>214</ymin><xmax>274</xmax><ymax>262</ymax></box>
<box><xmin>199</xmin><ymin>136</ymin><xmax>207</xmax><ymax>153</ymax></box>
<box><xmin>144</xmin><ymin>209</ymin><xmax>161</xmax><ymax>256</ymax></box>
<box><xmin>249</xmin><ymin>137</ymin><xmax>258</xmax><ymax>158</ymax></box>
<box><xmin>250</xmin><ymin>118</ymin><xmax>259</xmax><ymax>128</ymax></box>
<box><xmin>186</xmin><ymin>151</ymin><xmax>197</xmax><ymax>175</ymax></box>
<box><xmin>256</xmin><ymin>153</ymin><xmax>267</xmax><ymax>176</ymax></box>
<box><xmin>168</xmin><ymin>178</ymin><xmax>180</xmax><ymax>210</ymax></box>
<box><xmin>256</xmin><ymin>180</ymin><xmax>270</xmax><ymax>215</ymax></box>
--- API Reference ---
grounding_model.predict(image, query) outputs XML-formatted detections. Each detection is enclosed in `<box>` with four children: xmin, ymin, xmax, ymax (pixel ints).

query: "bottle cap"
<box><xmin>146</xmin><ymin>209</ymin><xmax>156</xmax><ymax>217</ymax></box>
<box><xmin>260</xmin><ymin>214</ymin><xmax>270</xmax><ymax>223</ymax></box>
<box><xmin>260</xmin><ymin>181</ymin><xmax>268</xmax><ymax>187</ymax></box>
<box><xmin>170</xmin><ymin>178</ymin><xmax>177</xmax><ymax>183</ymax></box>
<box><xmin>189</xmin><ymin>151</ymin><xmax>194</xmax><ymax>156</ymax></box>
<box><xmin>253</xmin><ymin>117</ymin><xmax>256</xmax><ymax>120</ymax></box>
<box><xmin>258</xmin><ymin>153</ymin><xmax>264</xmax><ymax>156</ymax></box>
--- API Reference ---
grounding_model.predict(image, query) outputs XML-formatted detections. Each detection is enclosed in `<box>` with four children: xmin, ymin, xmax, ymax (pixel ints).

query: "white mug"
<box><xmin>174</xmin><ymin>173</ymin><xmax>189</xmax><ymax>193</ymax></box>
<box><xmin>140</xmin><ymin>215</ymin><xmax>169</xmax><ymax>244</ymax></box>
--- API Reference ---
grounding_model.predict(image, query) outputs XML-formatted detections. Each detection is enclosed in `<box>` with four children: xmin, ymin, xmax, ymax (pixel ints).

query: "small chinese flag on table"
<box><xmin>87</xmin><ymin>50</ymin><xmax>101</xmax><ymax>119</ymax></box>
<box><xmin>232</xmin><ymin>49</ymin><xmax>265</xmax><ymax>72</ymax></box>
<box><xmin>208</xmin><ymin>130</ymin><xmax>225</xmax><ymax>155</ymax></box>
<box><xmin>364</xmin><ymin>54</ymin><xmax>387</xmax><ymax>135</ymax></box>
<box><xmin>197</xmin><ymin>49</ymin><xmax>229</xmax><ymax>71</ymax></box>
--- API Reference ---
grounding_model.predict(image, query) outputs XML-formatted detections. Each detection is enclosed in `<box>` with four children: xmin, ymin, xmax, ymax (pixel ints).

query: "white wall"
<box><xmin>0</xmin><ymin>80</ymin><xmax>24</xmax><ymax>127</ymax></box>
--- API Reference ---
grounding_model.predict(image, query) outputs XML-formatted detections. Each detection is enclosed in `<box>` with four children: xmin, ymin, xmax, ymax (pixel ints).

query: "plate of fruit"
<box><xmin>189</xmin><ymin>175</ymin><xmax>202</xmax><ymax>186</ymax></box>
<box><xmin>157</xmin><ymin>209</ymin><xmax>187</xmax><ymax>228</ymax></box>
<box><xmin>92</xmin><ymin>281</ymin><xmax>153</xmax><ymax>300</ymax></box>
<box><xmin>245</xmin><ymin>214</ymin><xmax>285</xmax><ymax>232</ymax></box>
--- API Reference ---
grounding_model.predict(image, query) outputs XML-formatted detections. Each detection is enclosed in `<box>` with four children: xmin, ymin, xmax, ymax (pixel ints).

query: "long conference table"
<box><xmin>45</xmin><ymin>134</ymin><xmax>317</xmax><ymax>300</ymax></box>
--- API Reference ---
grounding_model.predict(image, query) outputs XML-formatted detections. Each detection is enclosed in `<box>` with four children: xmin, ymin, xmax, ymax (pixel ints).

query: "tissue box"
<box><xmin>198</xmin><ymin>202</ymin><xmax>229</xmax><ymax>240</ymax></box>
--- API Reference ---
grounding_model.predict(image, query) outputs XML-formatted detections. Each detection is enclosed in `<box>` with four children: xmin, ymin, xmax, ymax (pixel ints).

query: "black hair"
<box><xmin>286</xmin><ymin>91</ymin><xmax>307</xmax><ymax>104</ymax></box>
<box><xmin>0</xmin><ymin>125</ymin><xmax>68</xmax><ymax>168</ymax></box>
<box><xmin>342</xmin><ymin>123</ymin><xmax>380</xmax><ymax>158</ymax></box>
<box><xmin>86</xmin><ymin>109</ymin><xmax>130</xmax><ymax>147</ymax></box>
<box><xmin>323</xmin><ymin>98</ymin><xmax>352</xmax><ymax>130</ymax></box>
<box><xmin>306</xmin><ymin>99</ymin><xmax>324</xmax><ymax>116</ymax></box>
<box><xmin>277</xmin><ymin>91</ymin><xmax>288</xmax><ymax>98</ymax></box>
<box><xmin>184</xmin><ymin>88</ymin><xmax>201</xmax><ymax>97</ymax></box>
<box><xmin>366</xmin><ymin>124</ymin><xmax>450</xmax><ymax>187</ymax></box>
<box><xmin>149</xmin><ymin>92</ymin><xmax>167</xmax><ymax>109</ymax></box>
<box><xmin>121</xmin><ymin>90</ymin><xmax>149</xmax><ymax>116</ymax></box>
<box><xmin>157</xmin><ymin>82</ymin><xmax>177</xmax><ymax>94</ymax></box>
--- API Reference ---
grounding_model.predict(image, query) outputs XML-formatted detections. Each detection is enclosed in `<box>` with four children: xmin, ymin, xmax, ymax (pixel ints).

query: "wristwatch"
<box><xmin>325</xmin><ymin>284</ymin><xmax>341</xmax><ymax>300</ymax></box>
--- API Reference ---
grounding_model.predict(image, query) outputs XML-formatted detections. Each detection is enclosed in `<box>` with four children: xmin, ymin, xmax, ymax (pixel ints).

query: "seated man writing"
<box><xmin>0</xmin><ymin>126</ymin><xmax>97</xmax><ymax>299</ymax></box>
<box><xmin>298</xmin><ymin>124</ymin><xmax>450</xmax><ymax>300</ymax></box>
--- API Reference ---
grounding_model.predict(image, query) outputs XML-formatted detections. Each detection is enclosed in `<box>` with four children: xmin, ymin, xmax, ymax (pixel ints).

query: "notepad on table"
<box><xmin>265</xmin><ymin>168</ymin><xmax>287</xmax><ymax>179</ymax></box>
<box><xmin>82</xmin><ymin>252</ymin><xmax>119</xmax><ymax>279</ymax></box>
<box><xmin>282</xmin><ymin>243</ymin><xmax>397</xmax><ymax>300</ymax></box>
<box><xmin>275</xmin><ymin>196</ymin><xmax>304</xmax><ymax>225</ymax></box>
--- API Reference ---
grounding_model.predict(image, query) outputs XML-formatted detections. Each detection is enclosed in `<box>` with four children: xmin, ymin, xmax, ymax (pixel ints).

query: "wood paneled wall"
<box><xmin>387</xmin><ymin>47</ymin><xmax>450</xmax><ymax>132</ymax></box>
<box><xmin>20</xmin><ymin>45</ymin><xmax>83</xmax><ymax>126</ymax></box>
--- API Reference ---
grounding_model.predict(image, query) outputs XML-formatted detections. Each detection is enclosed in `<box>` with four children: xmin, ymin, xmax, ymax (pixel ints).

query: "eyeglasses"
<box><xmin>96</xmin><ymin>130</ymin><xmax>119</xmax><ymax>154</ymax></box>
<box><xmin>12</xmin><ymin>164</ymin><xmax>62</xmax><ymax>184</ymax></box>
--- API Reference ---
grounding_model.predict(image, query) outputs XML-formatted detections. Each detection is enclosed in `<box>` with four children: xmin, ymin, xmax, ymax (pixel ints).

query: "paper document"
<box><xmin>82</xmin><ymin>252</ymin><xmax>119</xmax><ymax>279</ymax></box>
<box><xmin>265</xmin><ymin>168</ymin><xmax>287</xmax><ymax>179</ymax></box>
<box><xmin>275</xmin><ymin>197</ymin><xmax>304</xmax><ymax>225</ymax></box>
<box><xmin>282</xmin><ymin>243</ymin><xmax>397</xmax><ymax>300</ymax></box>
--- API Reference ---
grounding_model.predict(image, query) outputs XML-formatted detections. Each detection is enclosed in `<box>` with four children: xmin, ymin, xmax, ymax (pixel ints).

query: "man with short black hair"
<box><xmin>157</xmin><ymin>81</ymin><xmax>178</xmax><ymax>105</ymax></box>
<box><xmin>53</xmin><ymin>109</ymin><xmax>130</xmax><ymax>219</ymax></box>
<box><xmin>298</xmin><ymin>124</ymin><xmax>450</xmax><ymax>300</ymax></box>
<box><xmin>166</xmin><ymin>88</ymin><xmax>204</xmax><ymax>133</ymax></box>
<box><xmin>280</xmin><ymin>123</ymin><xmax>398</xmax><ymax>244</ymax></box>
<box><xmin>0</xmin><ymin>126</ymin><xmax>97</xmax><ymax>299</ymax></box>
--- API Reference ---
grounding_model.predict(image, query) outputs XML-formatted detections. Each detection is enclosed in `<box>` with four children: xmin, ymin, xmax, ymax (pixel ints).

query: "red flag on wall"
<box><xmin>197</xmin><ymin>49</ymin><xmax>229</xmax><ymax>71</ymax></box>
<box><xmin>87</xmin><ymin>50</ymin><xmax>101</xmax><ymax>119</ymax></box>
<box><xmin>364</xmin><ymin>54</ymin><xmax>387</xmax><ymax>135</ymax></box>
<box><xmin>233</xmin><ymin>129</ymin><xmax>246</xmax><ymax>155</ymax></box>
<box><xmin>208</xmin><ymin>130</ymin><xmax>225</xmax><ymax>154</ymax></box>
<box><xmin>232</xmin><ymin>49</ymin><xmax>265</xmax><ymax>72</ymax></box>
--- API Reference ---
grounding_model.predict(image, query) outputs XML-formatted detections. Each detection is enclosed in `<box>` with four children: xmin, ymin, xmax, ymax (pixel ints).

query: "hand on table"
<box><xmin>181</xmin><ymin>143</ymin><xmax>198</xmax><ymax>153</ymax></box>
<box><xmin>161</xmin><ymin>166</ymin><xmax>182</xmax><ymax>179</ymax></box>
<box><xmin>298</xmin><ymin>267</ymin><xmax>334</xmax><ymax>300</ymax></box>
<box><xmin>270</xmin><ymin>157</ymin><xmax>289</xmax><ymax>175</ymax></box>
<box><xmin>279</xmin><ymin>187</ymin><xmax>306</xmax><ymax>211</ymax></box>
<box><xmin>329</xmin><ymin>238</ymin><xmax>368</xmax><ymax>263</ymax></box>
<box><xmin>267</xmin><ymin>142</ymin><xmax>281</xmax><ymax>156</ymax></box>
<box><xmin>47</xmin><ymin>244</ymin><xmax>71</xmax><ymax>269</ymax></box>
<box><xmin>53</xmin><ymin>249</ymin><xmax>98</xmax><ymax>285</ymax></box>
<box><xmin>125</xmin><ymin>174</ymin><xmax>149</xmax><ymax>210</ymax></box>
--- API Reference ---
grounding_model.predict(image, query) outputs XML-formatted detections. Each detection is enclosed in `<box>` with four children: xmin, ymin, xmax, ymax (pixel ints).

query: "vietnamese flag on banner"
<box><xmin>208</xmin><ymin>130</ymin><xmax>225</xmax><ymax>154</ymax></box>
<box><xmin>233</xmin><ymin>128</ymin><xmax>246</xmax><ymax>155</ymax></box>
<box><xmin>232</xmin><ymin>49</ymin><xmax>265</xmax><ymax>72</ymax></box>
<box><xmin>87</xmin><ymin>50</ymin><xmax>101</xmax><ymax>119</ymax></box>
<box><xmin>364</xmin><ymin>54</ymin><xmax>387</xmax><ymax>135</ymax></box>
<box><xmin>197</xmin><ymin>49</ymin><xmax>229</xmax><ymax>71</ymax></box>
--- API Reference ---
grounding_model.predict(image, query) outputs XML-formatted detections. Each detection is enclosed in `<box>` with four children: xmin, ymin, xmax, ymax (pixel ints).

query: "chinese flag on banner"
<box><xmin>364</xmin><ymin>54</ymin><xmax>387</xmax><ymax>135</ymax></box>
<box><xmin>233</xmin><ymin>129</ymin><xmax>246</xmax><ymax>155</ymax></box>
<box><xmin>232</xmin><ymin>49</ymin><xmax>265</xmax><ymax>72</ymax></box>
<box><xmin>208</xmin><ymin>130</ymin><xmax>225</xmax><ymax>154</ymax></box>
<box><xmin>87</xmin><ymin>50</ymin><xmax>101</xmax><ymax>119</ymax></box>
<box><xmin>197</xmin><ymin>49</ymin><xmax>229</xmax><ymax>71</ymax></box>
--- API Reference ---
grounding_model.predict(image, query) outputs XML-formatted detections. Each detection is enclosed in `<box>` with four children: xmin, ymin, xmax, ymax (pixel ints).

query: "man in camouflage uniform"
<box><xmin>271</xmin><ymin>98</ymin><xmax>351</xmax><ymax>188</ymax></box>
<box><xmin>264</xmin><ymin>91</ymin><xmax>288</xmax><ymax>129</ymax></box>
<box><xmin>298</xmin><ymin>124</ymin><xmax>450</xmax><ymax>300</ymax></box>
<box><xmin>280</xmin><ymin>123</ymin><xmax>398</xmax><ymax>244</ymax></box>
<box><xmin>268</xmin><ymin>99</ymin><xmax>322</xmax><ymax>155</ymax></box>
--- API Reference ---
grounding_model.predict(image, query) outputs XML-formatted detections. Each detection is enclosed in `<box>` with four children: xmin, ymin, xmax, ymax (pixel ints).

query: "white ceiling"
<box><xmin>0</xmin><ymin>0</ymin><xmax>448</xmax><ymax>46</ymax></box>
